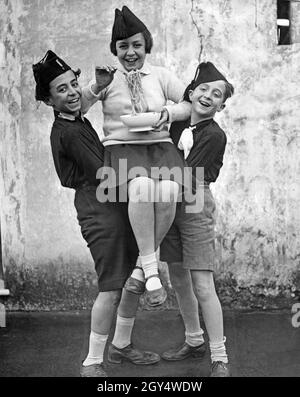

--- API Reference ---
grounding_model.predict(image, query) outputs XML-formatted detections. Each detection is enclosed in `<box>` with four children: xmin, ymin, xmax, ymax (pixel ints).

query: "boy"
<box><xmin>160</xmin><ymin>62</ymin><xmax>234</xmax><ymax>377</ymax></box>
<box><xmin>32</xmin><ymin>50</ymin><xmax>159</xmax><ymax>377</ymax></box>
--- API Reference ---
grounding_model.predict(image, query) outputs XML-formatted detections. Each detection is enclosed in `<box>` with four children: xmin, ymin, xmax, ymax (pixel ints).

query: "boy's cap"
<box><xmin>111</xmin><ymin>5</ymin><xmax>148</xmax><ymax>43</ymax></box>
<box><xmin>32</xmin><ymin>50</ymin><xmax>73</xmax><ymax>100</ymax></box>
<box><xmin>192</xmin><ymin>61</ymin><xmax>229</xmax><ymax>87</ymax></box>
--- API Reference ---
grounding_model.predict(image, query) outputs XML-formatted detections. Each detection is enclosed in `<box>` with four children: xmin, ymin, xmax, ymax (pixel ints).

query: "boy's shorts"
<box><xmin>74</xmin><ymin>186</ymin><xmax>138</xmax><ymax>291</ymax></box>
<box><xmin>160</xmin><ymin>186</ymin><xmax>216</xmax><ymax>271</ymax></box>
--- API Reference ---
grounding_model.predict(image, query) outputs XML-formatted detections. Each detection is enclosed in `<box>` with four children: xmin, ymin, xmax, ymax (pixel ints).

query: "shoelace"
<box><xmin>212</xmin><ymin>361</ymin><xmax>227</xmax><ymax>370</ymax></box>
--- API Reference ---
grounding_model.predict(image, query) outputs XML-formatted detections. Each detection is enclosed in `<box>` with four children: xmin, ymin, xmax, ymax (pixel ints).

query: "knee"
<box><xmin>129</xmin><ymin>177</ymin><xmax>155</xmax><ymax>202</ymax></box>
<box><xmin>93</xmin><ymin>290</ymin><xmax>122</xmax><ymax>311</ymax></box>
<box><xmin>192</xmin><ymin>279</ymin><xmax>216</xmax><ymax>302</ymax></box>
<box><xmin>169</xmin><ymin>263</ymin><xmax>191</xmax><ymax>292</ymax></box>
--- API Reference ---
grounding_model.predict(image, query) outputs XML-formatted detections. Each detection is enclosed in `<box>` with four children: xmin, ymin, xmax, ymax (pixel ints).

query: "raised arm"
<box><xmin>81</xmin><ymin>66</ymin><xmax>116</xmax><ymax>114</ymax></box>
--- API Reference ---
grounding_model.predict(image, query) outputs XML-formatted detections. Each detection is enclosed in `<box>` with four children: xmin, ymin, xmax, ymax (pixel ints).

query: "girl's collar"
<box><xmin>116</xmin><ymin>61</ymin><xmax>151</xmax><ymax>75</ymax></box>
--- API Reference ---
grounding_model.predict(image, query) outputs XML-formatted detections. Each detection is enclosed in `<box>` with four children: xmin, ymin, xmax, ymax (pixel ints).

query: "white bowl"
<box><xmin>120</xmin><ymin>112</ymin><xmax>161</xmax><ymax>132</ymax></box>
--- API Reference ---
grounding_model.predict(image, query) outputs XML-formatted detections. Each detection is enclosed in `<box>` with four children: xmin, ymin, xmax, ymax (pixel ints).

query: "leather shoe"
<box><xmin>108</xmin><ymin>343</ymin><xmax>160</xmax><ymax>365</ymax></box>
<box><xmin>210</xmin><ymin>361</ymin><xmax>230</xmax><ymax>377</ymax></box>
<box><xmin>80</xmin><ymin>363</ymin><xmax>107</xmax><ymax>377</ymax></box>
<box><xmin>162</xmin><ymin>341</ymin><xmax>206</xmax><ymax>361</ymax></box>
<box><xmin>145</xmin><ymin>286</ymin><xmax>167</xmax><ymax>307</ymax></box>
<box><xmin>124</xmin><ymin>276</ymin><xmax>145</xmax><ymax>295</ymax></box>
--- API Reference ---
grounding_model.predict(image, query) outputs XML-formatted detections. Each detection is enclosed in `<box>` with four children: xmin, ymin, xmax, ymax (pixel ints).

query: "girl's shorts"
<box><xmin>74</xmin><ymin>186</ymin><xmax>138</xmax><ymax>291</ymax></box>
<box><xmin>160</xmin><ymin>186</ymin><xmax>216</xmax><ymax>271</ymax></box>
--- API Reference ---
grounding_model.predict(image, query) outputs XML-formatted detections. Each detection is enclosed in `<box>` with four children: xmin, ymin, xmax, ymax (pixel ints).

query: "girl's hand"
<box><xmin>153</xmin><ymin>108</ymin><xmax>169</xmax><ymax>130</ymax></box>
<box><xmin>92</xmin><ymin>66</ymin><xmax>117</xmax><ymax>94</ymax></box>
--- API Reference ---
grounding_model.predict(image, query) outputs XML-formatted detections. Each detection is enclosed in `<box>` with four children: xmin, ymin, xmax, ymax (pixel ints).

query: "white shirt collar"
<box><xmin>58</xmin><ymin>112</ymin><xmax>84</xmax><ymax>121</ymax></box>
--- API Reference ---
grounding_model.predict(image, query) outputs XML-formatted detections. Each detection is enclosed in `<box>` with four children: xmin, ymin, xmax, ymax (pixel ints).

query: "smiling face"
<box><xmin>47</xmin><ymin>70</ymin><xmax>81</xmax><ymax>116</ymax></box>
<box><xmin>116</xmin><ymin>32</ymin><xmax>146</xmax><ymax>72</ymax></box>
<box><xmin>189</xmin><ymin>80</ymin><xmax>226</xmax><ymax>124</ymax></box>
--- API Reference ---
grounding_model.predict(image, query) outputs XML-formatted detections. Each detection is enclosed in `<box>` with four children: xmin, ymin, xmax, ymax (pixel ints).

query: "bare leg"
<box><xmin>83</xmin><ymin>290</ymin><xmax>121</xmax><ymax>367</ymax></box>
<box><xmin>154</xmin><ymin>180</ymin><xmax>179</xmax><ymax>249</ymax></box>
<box><xmin>190</xmin><ymin>270</ymin><xmax>228</xmax><ymax>364</ymax></box>
<box><xmin>111</xmin><ymin>289</ymin><xmax>140</xmax><ymax>349</ymax></box>
<box><xmin>168</xmin><ymin>262</ymin><xmax>202</xmax><ymax>336</ymax></box>
<box><xmin>117</xmin><ymin>289</ymin><xmax>140</xmax><ymax>319</ymax></box>
<box><xmin>190</xmin><ymin>271</ymin><xmax>223</xmax><ymax>342</ymax></box>
<box><xmin>128</xmin><ymin>177</ymin><xmax>155</xmax><ymax>256</ymax></box>
<box><xmin>161</xmin><ymin>262</ymin><xmax>205</xmax><ymax>361</ymax></box>
<box><xmin>128</xmin><ymin>177</ymin><xmax>162</xmax><ymax>291</ymax></box>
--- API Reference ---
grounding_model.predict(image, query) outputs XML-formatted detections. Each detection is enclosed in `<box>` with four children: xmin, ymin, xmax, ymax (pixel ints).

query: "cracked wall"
<box><xmin>0</xmin><ymin>0</ymin><xmax>299</xmax><ymax>309</ymax></box>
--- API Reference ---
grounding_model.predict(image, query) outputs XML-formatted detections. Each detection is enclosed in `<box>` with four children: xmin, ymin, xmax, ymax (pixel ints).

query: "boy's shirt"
<box><xmin>169</xmin><ymin>118</ymin><xmax>227</xmax><ymax>184</ymax></box>
<box><xmin>50</xmin><ymin>111</ymin><xmax>104</xmax><ymax>189</ymax></box>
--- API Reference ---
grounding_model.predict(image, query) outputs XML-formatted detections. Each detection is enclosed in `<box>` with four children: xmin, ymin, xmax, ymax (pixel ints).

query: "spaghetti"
<box><xmin>125</xmin><ymin>70</ymin><xmax>148</xmax><ymax>114</ymax></box>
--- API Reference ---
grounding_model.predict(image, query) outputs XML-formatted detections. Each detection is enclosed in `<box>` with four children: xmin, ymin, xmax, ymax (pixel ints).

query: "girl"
<box><xmin>81</xmin><ymin>6</ymin><xmax>191</xmax><ymax>307</ymax></box>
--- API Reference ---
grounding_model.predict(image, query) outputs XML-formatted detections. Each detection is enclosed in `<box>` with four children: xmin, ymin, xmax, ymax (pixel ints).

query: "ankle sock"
<box><xmin>112</xmin><ymin>315</ymin><xmax>135</xmax><ymax>349</ymax></box>
<box><xmin>185</xmin><ymin>330</ymin><xmax>205</xmax><ymax>347</ymax></box>
<box><xmin>140</xmin><ymin>253</ymin><xmax>162</xmax><ymax>291</ymax></box>
<box><xmin>82</xmin><ymin>331</ymin><xmax>108</xmax><ymax>366</ymax></box>
<box><xmin>209</xmin><ymin>337</ymin><xmax>228</xmax><ymax>364</ymax></box>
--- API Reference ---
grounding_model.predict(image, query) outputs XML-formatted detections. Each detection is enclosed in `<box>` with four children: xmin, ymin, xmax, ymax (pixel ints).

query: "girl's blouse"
<box><xmin>81</xmin><ymin>62</ymin><xmax>191</xmax><ymax>147</ymax></box>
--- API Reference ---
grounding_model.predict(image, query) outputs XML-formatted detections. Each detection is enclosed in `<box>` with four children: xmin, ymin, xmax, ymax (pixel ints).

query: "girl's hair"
<box><xmin>110</xmin><ymin>29</ymin><xmax>153</xmax><ymax>56</ymax></box>
<box><xmin>36</xmin><ymin>69</ymin><xmax>81</xmax><ymax>102</ymax></box>
<box><xmin>183</xmin><ymin>80</ymin><xmax>234</xmax><ymax>103</ymax></box>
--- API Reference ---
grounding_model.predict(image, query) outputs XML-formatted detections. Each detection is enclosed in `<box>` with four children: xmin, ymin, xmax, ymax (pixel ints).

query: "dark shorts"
<box><xmin>74</xmin><ymin>186</ymin><xmax>138</xmax><ymax>291</ymax></box>
<box><xmin>160</xmin><ymin>186</ymin><xmax>216</xmax><ymax>271</ymax></box>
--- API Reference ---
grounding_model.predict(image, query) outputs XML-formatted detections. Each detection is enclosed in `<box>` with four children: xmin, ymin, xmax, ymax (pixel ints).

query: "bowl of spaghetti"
<box><xmin>120</xmin><ymin>112</ymin><xmax>161</xmax><ymax>132</ymax></box>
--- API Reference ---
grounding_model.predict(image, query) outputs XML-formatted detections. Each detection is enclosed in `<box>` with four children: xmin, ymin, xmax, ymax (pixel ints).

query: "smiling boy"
<box><xmin>160</xmin><ymin>62</ymin><xmax>234</xmax><ymax>377</ymax></box>
<box><xmin>32</xmin><ymin>51</ymin><xmax>161</xmax><ymax>377</ymax></box>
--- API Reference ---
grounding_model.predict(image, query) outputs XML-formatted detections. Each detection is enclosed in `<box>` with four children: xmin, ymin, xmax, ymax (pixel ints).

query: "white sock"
<box><xmin>209</xmin><ymin>337</ymin><xmax>228</xmax><ymax>364</ymax></box>
<box><xmin>140</xmin><ymin>253</ymin><xmax>162</xmax><ymax>291</ymax></box>
<box><xmin>112</xmin><ymin>315</ymin><xmax>135</xmax><ymax>349</ymax></box>
<box><xmin>82</xmin><ymin>331</ymin><xmax>108</xmax><ymax>366</ymax></box>
<box><xmin>185</xmin><ymin>330</ymin><xmax>205</xmax><ymax>347</ymax></box>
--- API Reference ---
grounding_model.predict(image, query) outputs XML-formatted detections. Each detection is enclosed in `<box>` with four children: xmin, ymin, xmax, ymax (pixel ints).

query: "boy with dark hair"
<box><xmin>160</xmin><ymin>61</ymin><xmax>234</xmax><ymax>377</ymax></box>
<box><xmin>32</xmin><ymin>50</ymin><xmax>159</xmax><ymax>377</ymax></box>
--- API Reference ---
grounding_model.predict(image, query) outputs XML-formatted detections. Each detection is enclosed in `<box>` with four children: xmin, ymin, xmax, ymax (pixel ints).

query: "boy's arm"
<box><xmin>188</xmin><ymin>129</ymin><xmax>226</xmax><ymax>169</ymax></box>
<box><xmin>61</xmin><ymin>128</ymin><xmax>104</xmax><ymax>175</ymax></box>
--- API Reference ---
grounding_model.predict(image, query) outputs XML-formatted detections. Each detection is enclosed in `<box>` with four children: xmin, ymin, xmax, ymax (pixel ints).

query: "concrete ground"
<box><xmin>0</xmin><ymin>309</ymin><xmax>299</xmax><ymax>377</ymax></box>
